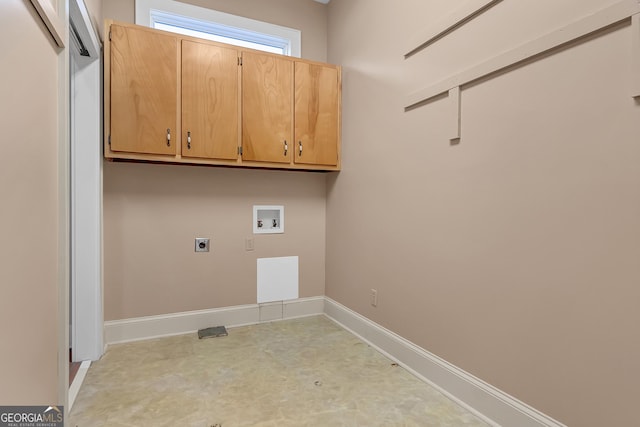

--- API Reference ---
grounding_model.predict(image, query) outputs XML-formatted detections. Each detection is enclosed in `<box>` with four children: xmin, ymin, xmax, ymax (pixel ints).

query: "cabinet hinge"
<box><xmin>238</xmin><ymin>146</ymin><xmax>243</xmax><ymax>155</ymax></box>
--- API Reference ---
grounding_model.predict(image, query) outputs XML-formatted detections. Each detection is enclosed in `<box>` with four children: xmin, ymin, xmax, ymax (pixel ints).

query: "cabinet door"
<box><xmin>182</xmin><ymin>40</ymin><xmax>239</xmax><ymax>160</ymax></box>
<box><xmin>110</xmin><ymin>24</ymin><xmax>177</xmax><ymax>155</ymax></box>
<box><xmin>294</xmin><ymin>62</ymin><xmax>339</xmax><ymax>166</ymax></box>
<box><xmin>242</xmin><ymin>51</ymin><xmax>293</xmax><ymax>163</ymax></box>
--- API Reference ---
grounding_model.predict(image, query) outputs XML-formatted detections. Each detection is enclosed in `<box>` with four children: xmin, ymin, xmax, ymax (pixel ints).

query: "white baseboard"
<box><xmin>69</xmin><ymin>360</ymin><xmax>91</xmax><ymax>410</ymax></box>
<box><xmin>104</xmin><ymin>296</ymin><xmax>325</xmax><ymax>345</ymax></box>
<box><xmin>323</xmin><ymin>297</ymin><xmax>566</xmax><ymax>427</ymax></box>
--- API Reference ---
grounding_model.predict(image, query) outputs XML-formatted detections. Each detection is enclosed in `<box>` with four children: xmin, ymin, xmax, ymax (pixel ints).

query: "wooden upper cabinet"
<box><xmin>106</xmin><ymin>21</ymin><xmax>340</xmax><ymax>170</ymax></box>
<box><xmin>241</xmin><ymin>51</ymin><xmax>293</xmax><ymax>164</ymax></box>
<box><xmin>182</xmin><ymin>40</ymin><xmax>239</xmax><ymax>160</ymax></box>
<box><xmin>110</xmin><ymin>24</ymin><xmax>177</xmax><ymax>156</ymax></box>
<box><xmin>294</xmin><ymin>62</ymin><xmax>340</xmax><ymax>166</ymax></box>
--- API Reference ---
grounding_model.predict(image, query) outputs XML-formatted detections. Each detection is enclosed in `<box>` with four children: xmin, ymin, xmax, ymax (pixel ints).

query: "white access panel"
<box><xmin>257</xmin><ymin>256</ymin><xmax>299</xmax><ymax>303</ymax></box>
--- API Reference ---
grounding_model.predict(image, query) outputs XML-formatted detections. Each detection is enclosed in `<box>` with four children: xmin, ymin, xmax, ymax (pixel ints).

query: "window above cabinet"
<box><xmin>135</xmin><ymin>0</ymin><xmax>301</xmax><ymax>57</ymax></box>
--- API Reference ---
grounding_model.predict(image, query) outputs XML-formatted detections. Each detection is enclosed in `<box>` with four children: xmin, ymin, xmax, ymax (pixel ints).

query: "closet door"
<box><xmin>182</xmin><ymin>40</ymin><xmax>239</xmax><ymax>160</ymax></box>
<box><xmin>241</xmin><ymin>51</ymin><xmax>293</xmax><ymax>164</ymax></box>
<box><xmin>110</xmin><ymin>24</ymin><xmax>177</xmax><ymax>155</ymax></box>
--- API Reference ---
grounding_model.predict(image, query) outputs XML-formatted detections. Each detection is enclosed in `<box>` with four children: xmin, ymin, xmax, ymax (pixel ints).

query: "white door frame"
<box><xmin>70</xmin><ymin>0</ymin><xmax>103</xmax><ymax>362</ymax></box>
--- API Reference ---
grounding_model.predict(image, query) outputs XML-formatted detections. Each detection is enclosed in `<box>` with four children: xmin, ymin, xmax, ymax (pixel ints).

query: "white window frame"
<box><xmin>135</xmin><ymin>0</ymin><xmax>301</xmax><ymax>57</ymax></box>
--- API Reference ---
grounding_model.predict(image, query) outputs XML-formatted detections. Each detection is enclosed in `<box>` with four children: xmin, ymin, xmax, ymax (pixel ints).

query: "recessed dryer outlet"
<box><xmin>253</xmin><ymin>205</ymin><xmax>284</xmax><ymax>234</ymax></box>
<box><xmin>195</xmin><ymin>238</ymin><xmax>210</xmax><ymax>252</ymax></box>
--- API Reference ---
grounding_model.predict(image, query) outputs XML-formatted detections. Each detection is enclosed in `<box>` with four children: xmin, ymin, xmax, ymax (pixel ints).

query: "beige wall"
<box><xmin>0</xmin><ymin>0</ymin><xmax>61</xmax><ymax>404</ymax></box>
<box><xmin>104</xmin><ymin>0</ymin><xmax>328</xmax><ymax>62</ymax></box>
<box><xmin>326</xmin><ymin>1</ymin><xmax>640</xmax><ymax>426</ymax></box>
<box><xmin>104</xmin><ymin>163</ymin><xmax>326</xmax><ymax>319</ymax></box>
<box><xmin>102</xmin><ymin>0</ymin><xmax>328</xmax><ymax>321</ymax></box>
<box><xmin>84</xmin><ymin>0</ymin><xmax>103</xmax><ymax>36</ymax></box>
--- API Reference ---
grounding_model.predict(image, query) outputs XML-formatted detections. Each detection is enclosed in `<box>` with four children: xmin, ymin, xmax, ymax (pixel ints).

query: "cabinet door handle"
<box><xmin>187</xmin><ymin>131</ymin><xmax>191</xmax><ymax>150</ymax></box>
<box><xmin>284</xmin><ymin>140</ymin><xmax>288</xmax><ymax>156</ymax></box>
<box><xmin>166</xmin><ymin>128</ymin><xmax>171</xmax><ymax>147</ymax></box>
<box><xmin>298</xmin><ymin>141</ymin><xmax>303</xmax><ymax>156</ymax></box>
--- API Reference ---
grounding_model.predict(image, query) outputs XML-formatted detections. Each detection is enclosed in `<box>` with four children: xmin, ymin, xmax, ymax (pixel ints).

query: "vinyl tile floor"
<box><xmin>69</xmin><ymin>316</ymin><xmax>490</xmax><ymax>427</ymax></box>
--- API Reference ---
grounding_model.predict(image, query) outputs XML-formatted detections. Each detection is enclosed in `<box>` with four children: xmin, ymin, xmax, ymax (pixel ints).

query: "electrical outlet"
<box><xmin>245</xmin><ymin>237</ymin><xmax>255</xmax><ymax>251</ymax></box>
<box><xmin>370</xmin><ymin>289</ymin><xmax>378</xmax><ymax>307</ymax></box>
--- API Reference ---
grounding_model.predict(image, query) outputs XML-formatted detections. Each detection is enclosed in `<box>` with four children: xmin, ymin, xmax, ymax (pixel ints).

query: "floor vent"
<box><xmin>198</xmin><ymin>326</ymin><xmax>228</xmax><ymax>339</ymax></box>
